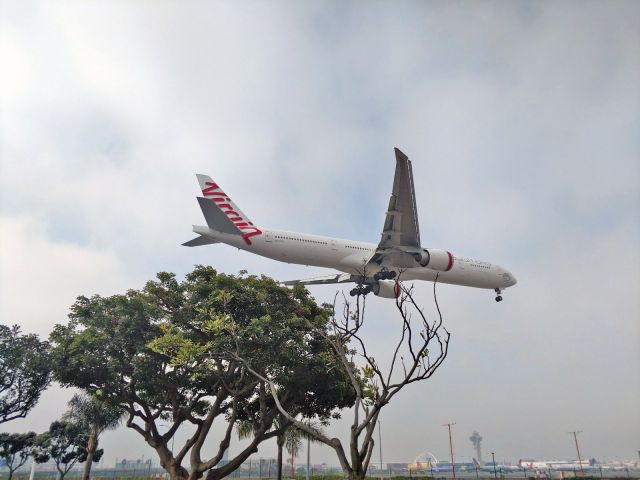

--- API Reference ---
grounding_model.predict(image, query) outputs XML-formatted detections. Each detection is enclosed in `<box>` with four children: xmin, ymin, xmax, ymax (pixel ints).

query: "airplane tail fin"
<box><xmin>194</xmin><ymin>174</ymin><xmax>263</xmax><ymax>245</ymax></box>
<box><xmin>473</xmin><ymin>459</ymin><xmax>481</xmax><ymax>468</ymax></box>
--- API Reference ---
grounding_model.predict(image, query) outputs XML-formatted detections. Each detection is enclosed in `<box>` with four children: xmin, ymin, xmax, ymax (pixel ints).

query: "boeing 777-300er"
<box><xmin>183</xmin><ymin>148</ymin><xmax>517</xmax><ymax>301</ymax></box>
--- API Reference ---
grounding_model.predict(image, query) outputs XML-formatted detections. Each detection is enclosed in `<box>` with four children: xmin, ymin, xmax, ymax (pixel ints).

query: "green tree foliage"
<box><xmin>0</xmin><ymin>325</ymin><xmax>52</xmax><ymax>424</ymax></box>
<box><xmin>63</xmin><ymin>393</ymin><xmax>124</xmax><ymax>480</ymax></box>
<box><xmin>50</xmin><ymin>266</ymin><xmax>355</xmax><ymax>480</ymax></box>
<box><xmin>33</xmin><ymin>421</ymin><xmax>97</xmax><ymax>480</ymax></box>
<box><xmin>0</xmin><ymin>432</ymin><xmax>37</xmax><ymax>480</ymax></box>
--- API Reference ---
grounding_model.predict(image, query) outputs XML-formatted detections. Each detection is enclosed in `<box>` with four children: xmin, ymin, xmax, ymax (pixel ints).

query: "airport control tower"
<box><xmin>470</xmin><ymin>431</ymin><xmax>483</xmax><ymax>464</ymax></box>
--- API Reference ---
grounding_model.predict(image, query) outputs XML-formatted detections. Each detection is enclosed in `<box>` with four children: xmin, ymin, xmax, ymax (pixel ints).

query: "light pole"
<box><xmin>569</xmin><ymin>431</ymin><xmax>584</xmax><ymax>475</ymax></box>
<box><xmin>306</xmin><ymin>419</ymin><xmax>311</xmax><ymax>480</ymax></box>
<box><xmin>491</xmin><ymin>452</ymin><xmax>497</xmax><ymax>480</ymax></box>
<box><xmin>443</xmin><ymin>423</ymin><xmax>456</xmax><ymax>480</ymax></box>
<box><xmin>378</xmin><ymin>419</ymin><xmax>383</xmax><ymax>480</ymax></box>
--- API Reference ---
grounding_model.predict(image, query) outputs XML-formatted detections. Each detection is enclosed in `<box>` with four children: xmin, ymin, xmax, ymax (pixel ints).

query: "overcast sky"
<box><xmin>1</xmin><ymin>0</ymin><xmax>639</xmax><ymax>469</ymax></box>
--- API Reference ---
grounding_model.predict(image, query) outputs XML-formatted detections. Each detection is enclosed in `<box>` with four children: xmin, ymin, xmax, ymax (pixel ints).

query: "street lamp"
<box><xmin>491</xmin><ymin>452</ymin><xmax>497</xmax><ymax>480</ymax></box>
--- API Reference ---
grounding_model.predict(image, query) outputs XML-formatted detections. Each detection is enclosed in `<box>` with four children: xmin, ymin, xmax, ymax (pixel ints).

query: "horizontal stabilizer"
<box><xmin>182</xmin><ymin>235</ymin><xmax>220</xmax><ymax>247</ymax></box>
<box><xmin>197</xmin><ymin>197</ymin><xmax>241</xmax><ymax>235</ymax></box>
<box><xmin>282</xmin><ymin>272</ymin><xmax>354</xmax><ymax>286</ymax></box>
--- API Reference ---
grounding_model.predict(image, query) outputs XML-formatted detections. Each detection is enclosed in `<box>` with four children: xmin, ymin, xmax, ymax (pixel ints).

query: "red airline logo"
<box><xmin>202</xmin><ymin>181</ymin><xmax>263</xmax><ymax>245</ymax></box>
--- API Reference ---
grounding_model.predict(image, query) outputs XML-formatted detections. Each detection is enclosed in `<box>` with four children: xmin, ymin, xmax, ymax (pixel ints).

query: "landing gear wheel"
<box><xmin>374</xmin><ymin>270</ymin><xmax>397</xmax><ymax>281</ymax></box>
<box><xmin>494</xmin><ymin>288</ymin><xmax>503</xmax><ymax>303</ymax></box>
<box><xmin>350</xmin><ymin>285</ymin><xmax>372</xmax><ymax>297</ymax></box>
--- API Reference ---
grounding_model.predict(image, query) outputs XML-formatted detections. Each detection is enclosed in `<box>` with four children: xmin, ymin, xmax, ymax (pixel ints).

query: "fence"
<box><xmin>3</xmin><ymin>463</ymin><xmax>640</xmax><ymax>480</ymax></box>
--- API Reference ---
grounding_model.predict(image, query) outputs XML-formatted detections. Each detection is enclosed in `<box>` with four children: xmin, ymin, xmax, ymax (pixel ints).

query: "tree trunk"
<box><xmin>168</xmin><ymin>463</ymin><xmax>190</xmax><ymax>480</ymax></box>
<box><xmin>276</xmin><ymin>435</ymin><xmax>284</xmax><ymax>480</ymax></box>
<box><xmin>156</xmin><ymin>447</ymin><xmax>190</xmax><ymax>480</ymax></box>
<box><xmin>164</xmin><ymin>460</ymin><xmax>190</xmax><ymax>480</ymax></box>
<box><xmin>82</xmin><ymin>432</ymin><xmax>97</xmax><ymax>480</ymax></box>
<box><xmin>290</xmin><ymin>450</ymin><xmax>294</xmax><ymax>477</ymax></box>
<box><xmin>346</xmin><ymin>470</ymin><xmax>367</xmax><ymax>480</ymax></box>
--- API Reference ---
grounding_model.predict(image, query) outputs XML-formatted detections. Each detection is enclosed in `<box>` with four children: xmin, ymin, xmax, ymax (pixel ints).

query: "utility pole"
<box><xmin>378</xmin><ymin>419</ymin><xmax>383</xmax><ymax>480</ymax></box>
<box><xmin>491</xmin><ymin>452</ymin><xmax>497</xmax><ymax>480</ymax></box>
<box><xmin>569</xmin><ymin>431</ymin><xmax>584</xmax><ymax>474</ymax></box>
<box><xmin>443</xmin><ymin>423</ymin><xmax>456</xmax><ymax>480</ymax></box>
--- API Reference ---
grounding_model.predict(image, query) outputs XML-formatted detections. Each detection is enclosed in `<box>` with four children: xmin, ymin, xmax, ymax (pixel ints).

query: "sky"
<box><xmin>1</xmin><ymin>0</ymin><xmax>639</xmax><ymax>469</ymax></box>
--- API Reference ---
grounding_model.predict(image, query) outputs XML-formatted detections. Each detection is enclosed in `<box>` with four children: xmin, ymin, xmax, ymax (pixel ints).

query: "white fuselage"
<box><xmin>195</xmin><ymin>226</ymin><xmax>517</xmax><ymax>291</ymax></box>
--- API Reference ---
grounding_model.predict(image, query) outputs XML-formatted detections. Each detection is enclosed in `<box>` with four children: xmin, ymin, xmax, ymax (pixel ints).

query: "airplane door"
<box><xmin>331</xmin><ymin>239</ymin><xmax>338</xmax><ymax>251</ymax></box>
<box><xmin>265</xmin><ymin>232</ymin><xmax>272</xmax><ymax>242</ymax></box>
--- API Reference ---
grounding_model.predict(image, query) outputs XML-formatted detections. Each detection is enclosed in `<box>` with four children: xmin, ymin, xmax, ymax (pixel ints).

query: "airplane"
<box><xmin>473</xmin><ymin>459</ymin><xmax>522</xmax><ymax>473</ymax></box>
<box><xmin>183</xmin><ymin>148</ymin><xmax>517</xmax><ymax>301</ymax></box>
<box><xmin>518</xmin><ymin>460</ymin><xmax>593</xmax><ymax>472</ymax></box>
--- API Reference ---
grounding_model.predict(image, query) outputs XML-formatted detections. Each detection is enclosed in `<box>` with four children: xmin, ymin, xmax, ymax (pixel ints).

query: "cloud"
<box><xmin>0</xmin><ymin>215</ymin><xmax>129</xmax><ymax>337</ymax></box>
<box><xmin>0</xmin><ymin>0</ymin><xmax>638</xmax><ymax>466</ymax></box>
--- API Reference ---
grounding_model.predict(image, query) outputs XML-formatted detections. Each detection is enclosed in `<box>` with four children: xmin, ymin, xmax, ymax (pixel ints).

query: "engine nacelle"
<box><xmin>372</xmin><ymin>280</ymin><xmax>401</xmax><ymax>299</ymax></box>
<box><xmin>414</xmin><ymin>249</ymin><xmax>454</xmax><ymax>271</ymax></box>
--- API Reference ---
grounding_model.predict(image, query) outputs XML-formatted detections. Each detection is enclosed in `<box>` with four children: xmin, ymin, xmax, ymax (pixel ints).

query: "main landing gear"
<box><xmin>349</xmin><ymin>271</ymin><xmax>397</xmax><ymax>297</ymax></box>
<box><xmin>494</xmin><ymin>288</ymin><xmax>503</xmax><ymax>302</ymax></box>
<box><xmin>350</xmin><ymin>285</ymin><xmax>372</xmax><ymax>297</ymax></box>
<box><xmin>374</xmin><ymin>270</ymin><xmax>396</xmax><ymax>281</ymax></box>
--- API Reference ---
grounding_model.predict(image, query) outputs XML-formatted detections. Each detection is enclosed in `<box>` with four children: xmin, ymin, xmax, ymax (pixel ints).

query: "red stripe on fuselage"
<box><xmin>446</xmin><ymin>252</ymin><xmax>454</xmax><ymax>271</ymax></box>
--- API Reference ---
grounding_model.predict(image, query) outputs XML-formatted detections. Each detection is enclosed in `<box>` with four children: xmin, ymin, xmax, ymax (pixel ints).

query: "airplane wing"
<box><xmin>379</xmin><ymin>148</ymin><xmax>421</xmax><ymax>248</ymax></box>
<box><xmin>282</xmin><ymin>273</ymin><xmax>354</xmax><ymax>286</ymax></box>
<box><xmin>367</xmin><ymin>148</ymin><xmax>422</xmax><ymax>268</ymax></box>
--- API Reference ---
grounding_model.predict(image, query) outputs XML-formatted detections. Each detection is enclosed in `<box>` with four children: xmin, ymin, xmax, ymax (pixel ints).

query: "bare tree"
<box><xmin>236</xmin><ymin>277</ymin><xmax>450</xmax><ymax>480</ymax></box>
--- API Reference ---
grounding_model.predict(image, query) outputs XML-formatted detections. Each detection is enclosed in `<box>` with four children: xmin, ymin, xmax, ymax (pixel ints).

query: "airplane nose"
<box><xmin>501</xmin><ymin>270</ymin><xmax>517</xmax><ymax>287</ymax></box>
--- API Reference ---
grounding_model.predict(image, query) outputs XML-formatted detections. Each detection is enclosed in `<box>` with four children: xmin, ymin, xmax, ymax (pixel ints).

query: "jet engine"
<box><xmin>372</xmin><ymin>279</ymin><xmax>401</xmax><ymax>299</ymax></box>
<box><xmin>413</xmin><ymin>249</ymin><xmax>454</xmax><ymax>271</ymax></box>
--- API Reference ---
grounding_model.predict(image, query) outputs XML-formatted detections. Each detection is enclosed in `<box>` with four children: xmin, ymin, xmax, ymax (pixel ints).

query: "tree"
<box><xmin>0</xmin><ymin>325</ymin><xmax>52</xmax><ymax>424</ymax></box>
<box><xmin>238</xmin><ymin>278</ymin><xmax>450</xmax><ymax>480</ymax></box>
<box><xmin>33</xmin><ymin>421</ymin><xmax>95</xmax><ymax>480</ymax></box>
<box><xmin>0</xmin><ymin>432</ymin><xmax>37</xmax><ymax>480</ymax></box>
<box><xmin>284</xmin><ymin>420</ymin><xmax>325</xmax><ymax>478</ymax></box>
<box><xmin>284</xmin><ymin>426</ymin><xmax>301</xmax><ymax>477</ymax></box>
<box><xmin>237</xmin><ymin>417</ymin><xmax>324</xmax><ymax>480</ymax></box>
<box><xmin>63</xmin><ymin>393</ymin><xmax>124</xmax><ymax>480</ymax></box>
<box><xmin>50</xmin><ymin>266</ymin><xmax>354</xmax><ymax>480</ymax></box>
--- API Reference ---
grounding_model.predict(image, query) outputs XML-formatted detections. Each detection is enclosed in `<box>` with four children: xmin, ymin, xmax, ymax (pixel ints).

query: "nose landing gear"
<box><xmin>494</xmin><ymin>288</ymin><xmax>503</xmax><ymax>302</ymax></box>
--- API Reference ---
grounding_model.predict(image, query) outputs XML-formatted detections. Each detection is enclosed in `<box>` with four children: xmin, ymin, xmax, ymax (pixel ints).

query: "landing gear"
<box><xmin>494</xmin><ymin>288</ymin><xmax>503</xmax><ymax>302</ymax></box>
<box><xmin>350</xmin><ymin>285</ymin><xmax>373</xmax><ymax>297</ymax></box>
<box><xmin>374</xmin><ymin>270</ymin><xmax>397</xmax><ymax>281</ymax></box>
